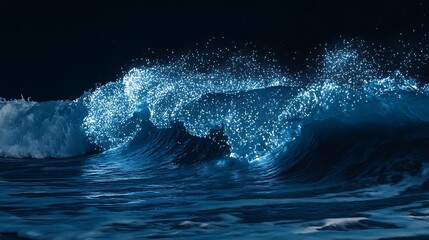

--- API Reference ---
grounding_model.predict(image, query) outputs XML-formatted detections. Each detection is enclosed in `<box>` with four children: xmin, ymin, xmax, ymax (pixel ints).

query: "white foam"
<box><xmin>297</xmin><ymin>217</ymin><xmax>367</xmax><ymax>234</ymax></box>
<box><xmin>0</xmin><ymin>99</ymin><xmax>92</xmax><ymax>158</ymax></box>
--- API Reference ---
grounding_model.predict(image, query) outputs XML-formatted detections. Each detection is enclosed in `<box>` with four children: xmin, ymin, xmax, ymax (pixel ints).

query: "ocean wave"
<box><xmin>1</xmin><ymin>42</ymin><xmax>429</xmax><ymax>167</ymax></box>
<box><xmin>82</xmin><ymin>43</ymin><xmax>429</xmax><ymax>163</ymax></box>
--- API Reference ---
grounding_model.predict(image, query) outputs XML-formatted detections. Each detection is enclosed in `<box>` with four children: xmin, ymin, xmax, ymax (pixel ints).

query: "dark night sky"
<box><xmin>0</xmin><ymin>0</ymin><xmax>428</xmax><ymax>101</ymax></box>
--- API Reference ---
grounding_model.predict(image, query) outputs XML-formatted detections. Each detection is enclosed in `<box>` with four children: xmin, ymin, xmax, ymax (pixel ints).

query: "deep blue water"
<box><xmin>1</xmin><ymin>43</ymin><xmax>429</xmax><ymax>239</ymax></box>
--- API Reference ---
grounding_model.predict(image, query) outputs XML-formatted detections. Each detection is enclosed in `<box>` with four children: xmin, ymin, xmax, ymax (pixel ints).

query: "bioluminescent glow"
<box><xmin>81</xmin><ymin>42</ymin><xmax>429</xmax><ymax>161</ymax></box>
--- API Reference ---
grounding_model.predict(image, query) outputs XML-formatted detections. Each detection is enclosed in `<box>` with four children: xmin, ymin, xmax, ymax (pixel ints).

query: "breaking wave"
<box><xmin>1</xmin><ymin>41</ymin><xmax>429</xmax><ymax>183</ymax></box>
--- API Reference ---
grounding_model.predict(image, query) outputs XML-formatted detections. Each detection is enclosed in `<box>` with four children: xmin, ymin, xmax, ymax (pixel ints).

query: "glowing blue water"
<box><xmin>1</xmin><ymin>42</ymin><xmax>429</xmax><ymax>239</ymax></box>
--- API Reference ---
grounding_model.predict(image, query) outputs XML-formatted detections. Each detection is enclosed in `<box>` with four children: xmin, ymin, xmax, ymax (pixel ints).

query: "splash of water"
<box><xmin>76</xmin><ymin>41</ymin><xmax>429</xmax><ymax>160</ymax></box>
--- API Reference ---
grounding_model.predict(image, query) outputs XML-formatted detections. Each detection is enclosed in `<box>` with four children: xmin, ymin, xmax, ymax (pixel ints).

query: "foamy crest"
<box><xmin>0</xmin><ymin>99</ymin><xmax>92</xmax><ymax>158</ymax></box>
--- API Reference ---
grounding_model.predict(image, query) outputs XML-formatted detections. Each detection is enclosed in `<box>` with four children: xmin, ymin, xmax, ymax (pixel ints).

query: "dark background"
<box><xmin>0</xmin><ymin>0</ymin><xmax>427</xmax><ymax>101</ymax></box>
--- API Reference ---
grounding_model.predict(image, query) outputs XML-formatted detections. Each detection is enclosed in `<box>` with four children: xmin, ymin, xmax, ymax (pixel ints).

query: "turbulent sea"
<box><xmin>1</xmin><ymin>42</ymin><xmax>429</xmax><ymax>239</ymax></box>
